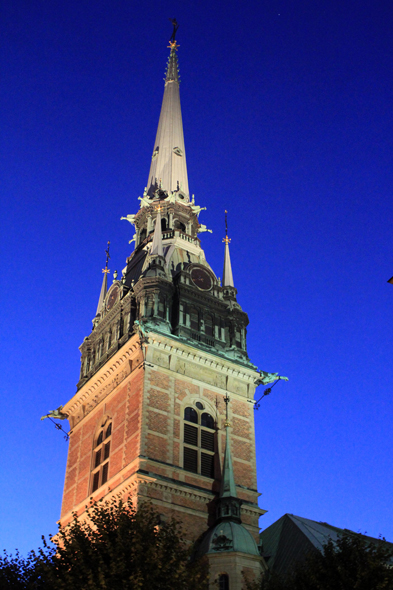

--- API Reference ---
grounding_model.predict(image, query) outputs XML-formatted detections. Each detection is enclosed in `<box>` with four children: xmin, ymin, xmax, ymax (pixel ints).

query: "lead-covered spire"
<box><xmin>220</xmin><ymin>427</ymin><xmax>238</xmax><ymax>499</ymax></box>
<box><xmin>95</xmin><ymin>241</ymin><xmax>110</xmax><ymax>319</ymax></box>
<box><xmin>216</xmin><ymin>395</ymin><xmax>242</xmax><ymax>523</ymax></box>
<box><xmin>222</xmin><ymin>211</ymin><xmax>234</xmax><ymax>287</ymax></box>
<box><xmin>146</xmin><ymin>41</ymin><xmax>189</xmax><ymax>199</ymax></box>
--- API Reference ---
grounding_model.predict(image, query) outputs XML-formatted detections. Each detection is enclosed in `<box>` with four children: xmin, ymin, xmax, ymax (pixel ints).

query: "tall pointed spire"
<box><xmin>220</xmin><ymin>397</ymin><xmax>237</xmax><ymax>499</ymax></box>
<box><xmin>95</xmin><ymin>241</ymin><xmax>110</xmax><ymax>316</ymax></box>
<box><xmin>215</xmin><ymin>395</ymin><xmax>242</xmax><ymax>524</ymax></box>
<box><xmin>146</xmin><ymin>38</ymin><xmax>189</xmax><ymax>199</ymax></box>
<box><xmin>222</xmin><ymin>211</ymin><xmax>234</xmax><ymax>287</ymax></box>
<box><xmin>150</xmin><ymin>205</ymin><xmax>164</xmax><ymax>257</ymax></box>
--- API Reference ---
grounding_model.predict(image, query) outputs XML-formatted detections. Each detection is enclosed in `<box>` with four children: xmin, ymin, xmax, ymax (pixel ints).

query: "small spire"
<box><xmin>222</xmin><ymin>211</ymin><xmax>234</xmax><ymax>287</ymax></box>
<box><xmin>150</xmin><ymin>205</ymin><xmax>164</xmax><ymax>257</ymax></box>
<box><xmin>220</xmin><ymin>394</ymin><xmax>237</xmax><ymax>499</ymax></box>
<box><xmin>96</xmin><ymin>241</ymin><xmax>110</xmax><ymax>315</ymax></box>
<box><xmin>165</xmin><ymin>41</ymin><xmax>180</xmax><ymax>83</ymax></box>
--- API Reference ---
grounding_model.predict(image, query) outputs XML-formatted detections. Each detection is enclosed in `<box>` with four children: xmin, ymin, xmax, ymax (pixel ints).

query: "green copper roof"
<box><xmin>220</xmin><ymin>426</ymin><xmax>237</xmax><ymax>498</ymax></box>
<box><xmin>196</xmin><ymin>521</ymin><xmax>259</xmax><ymax>556</ymax></box>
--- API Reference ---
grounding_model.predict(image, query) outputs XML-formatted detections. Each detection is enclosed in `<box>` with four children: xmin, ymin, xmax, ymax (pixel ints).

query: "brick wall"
<box><xmin>60</xmin><ymin>369</ymin><xmax>143</xmax><ymax>519</ymax></box>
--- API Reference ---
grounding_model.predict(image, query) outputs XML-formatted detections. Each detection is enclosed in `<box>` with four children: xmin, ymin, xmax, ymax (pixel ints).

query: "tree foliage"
<box><xmin>0</xmin><ymin>499</ymin><xmax>209</xmax><ymax>590</ymax></box>
<box><xmin>249</xmin><ymin>533</ymin><xmax>393</xmax><ymax>590</ymax></box>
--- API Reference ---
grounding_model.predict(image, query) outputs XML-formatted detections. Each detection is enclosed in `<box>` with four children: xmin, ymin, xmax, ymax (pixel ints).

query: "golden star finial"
<box><xmin>168</xmin><ymin>41</ymin><xmax>179</xmax><ymax>50</ymax></box>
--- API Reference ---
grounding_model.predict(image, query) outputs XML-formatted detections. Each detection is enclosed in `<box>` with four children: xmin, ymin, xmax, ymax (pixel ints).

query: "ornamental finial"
<box><xmin>169</xmin><ymin>18</ymin><xmax>179</xmax><ymax>43</ymax></box>
<box><xmin>223</xmin><ymin>210</ymin><xmax>231</xmax><ymax>244</ymax></box>
<box><xmin>102</xmin><ymin>241</ymin><xmax>110</xmax><ymax>274</ymax></box>
<box><xmin>224</xmin><ymin>394</ymin><xmax>231</xmax><ymax>427</ymax></box>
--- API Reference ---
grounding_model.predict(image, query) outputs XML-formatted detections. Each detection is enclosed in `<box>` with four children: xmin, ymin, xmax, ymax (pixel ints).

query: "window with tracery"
<box><xmin>183</xmin><ymin>405</ymin><xmax>215</xmax><ymax>478</ymax></box>
<box><xmin>91</xmin><ymin>419</ymin><xmax>112</xmax><ymax>492</ymax></box>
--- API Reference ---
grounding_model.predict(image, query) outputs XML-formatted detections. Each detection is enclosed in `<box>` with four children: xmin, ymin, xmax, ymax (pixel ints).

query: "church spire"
<box><xmin>95</xmin><ymin>241</ymin><xmax>110</xmax><ymax>317</ymax></box>
<box><xmin>146</xmin><ymin>36</ymin><xmax>189</xmax><ymax>199</ymax></box>
<box><xmin>222</xmin><ymin>211</ymin><xmax>234</xmax><ymax>288</ymax></box>
<box><xmin>220</xmin><ymin>396</ymin><xmax>237</xmax><ymax>500</ymax></box>
<box><xmin>216</xmin><ymin>395</ymin><xmax>242</xmax><ymax>524</ymax></box>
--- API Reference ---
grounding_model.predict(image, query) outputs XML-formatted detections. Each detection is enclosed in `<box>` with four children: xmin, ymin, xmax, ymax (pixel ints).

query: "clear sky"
<box><xmin>1</xmin><ymin>0</ymin><xmax>392</xmax><ymax>555</ymax></box>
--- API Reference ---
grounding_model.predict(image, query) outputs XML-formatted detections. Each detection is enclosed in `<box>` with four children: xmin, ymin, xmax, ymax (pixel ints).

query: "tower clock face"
<box><xmin>190</xmin><ymin>267</ymin><xmax>212</xmax><ymax>291</ymax></box>
<box><xmin>106</xmin><ymin>285</ymin><xmax>119</xmax><ymax>311</ymax></box>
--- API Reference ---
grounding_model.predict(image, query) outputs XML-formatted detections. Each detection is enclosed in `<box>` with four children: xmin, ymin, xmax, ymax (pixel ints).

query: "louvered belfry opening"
<box><xmin>183</xmin><ymin>405</ymin><xmax>215</xmax><ymax>478</ymax></box>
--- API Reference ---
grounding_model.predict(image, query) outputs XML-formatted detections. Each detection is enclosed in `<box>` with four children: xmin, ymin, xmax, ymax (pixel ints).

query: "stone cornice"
<box><xmin>64</xmin><ymin>333</ymin><xmax>142</xmax><ymax>424</ymax></box>
<box><xmin>146</xmin><ymin>331</ymin><xmax>259</xmax><ymax>386</ymax></box>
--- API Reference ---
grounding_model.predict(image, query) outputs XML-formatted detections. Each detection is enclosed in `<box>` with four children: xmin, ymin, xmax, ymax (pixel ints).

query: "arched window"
<box><xmin>219</xmin><ymin>574</ymin><xmax>229</xmax><ymax>590</ymax></box>
<box><xmin>161</xmin><ymin>217</ymin><xmax>167</xmax><ymax>231</ymax></box>
<box><xmin>184</xmin><ymin>407</ymin><xmax>198</xmax><ymax>423</ymax></box>
<box><xmin>201</xmin><ymin>412</ymin><xmax>215</xmax><ymax>429</ymax></box>
<box><xmin>183</xmin><ymin>406</ymin><xmax>215</xmax><ymax>478</ymax></box>
<box><xmin>204</xmin><ymin>314</ymin><xmax>213</xmax><ymax>337</ymax></box>
<box><xmin>157</xmin><ymin>295</ymin><xmax>165</xmax><ymax>319</ymax></box>
<box><xmin>189</xmin><ymin>307</ymin><xmax>199</xmax><ymax>331</ymax></box>
<box><xmin>174</xmin><ymin>219</ymin><xmax>186</xmax><ymax>232</ymax></box>
<box><xmin>91</xmin><ymin>419</ymin><xmax>112</xmax><ymax>492</ymax></box>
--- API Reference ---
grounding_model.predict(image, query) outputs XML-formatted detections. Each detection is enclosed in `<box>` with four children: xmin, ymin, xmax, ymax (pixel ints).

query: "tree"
<box><xmin>0</xmin><ymin>499</ymin><xmax>209</xmax><ymax>589</ymax></box>
<box><xmin>248</xmin><ymin>532</ymin><xmax>393</xmax><ymax>590</ymax></box>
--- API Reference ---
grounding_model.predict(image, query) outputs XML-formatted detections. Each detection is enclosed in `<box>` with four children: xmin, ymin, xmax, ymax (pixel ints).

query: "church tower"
<box><xmin>60</xmin><ymin>36</ymin><xmax>267</xmax><ymax>588</ymax></box>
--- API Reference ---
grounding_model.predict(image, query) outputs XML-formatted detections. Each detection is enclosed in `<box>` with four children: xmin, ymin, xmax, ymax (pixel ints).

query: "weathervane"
<box><xmin>253</xmin><ymin>371</ymin><xmax>289</xmax><ymax>410</ymax></box>
<box><xmin>169</xmin><ymin>18</ymin><xmax>179</xmax><ymax>43</ymax></box>
<box><xmin>41</xmin><ymin>406</ymin><xmax>70</xmax><ymax>441</ymax></box>
<box><xmin>102</xmin><ymin>241</ymin><xmax>110</xmax><ymax>274</ymax></box>
<box><xmin>223</xmin><ymin>210</ymin><xmax>231</xmax><ymax>245</ymax></box>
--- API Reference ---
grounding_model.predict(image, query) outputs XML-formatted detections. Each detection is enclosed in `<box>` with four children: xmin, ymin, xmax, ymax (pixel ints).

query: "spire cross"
<box><xmin>102</xmin><ymin>241</ymin><xmax>110</xmax><ymax>274</ymax></box>
<box><xmin>155</xmin><ymin>203</ymin><xmax>163</xmax><ymax>213</ymax></box>
<box><xmin>223</xmin><ymin>210</ymin><xmax>231</xmax><ymax>244</ymax></box>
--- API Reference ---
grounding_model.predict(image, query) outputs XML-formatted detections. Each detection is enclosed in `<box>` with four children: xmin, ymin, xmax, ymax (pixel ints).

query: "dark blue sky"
<box><xmin>1</xmin><ymin>0</ymin><xmax>392</xmax><ymax>554</ymax></box>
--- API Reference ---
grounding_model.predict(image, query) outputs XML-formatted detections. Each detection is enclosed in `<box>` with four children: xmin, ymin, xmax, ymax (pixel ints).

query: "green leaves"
<box><xmin>0</xmin><ymin>499</ymin><xmax>209</xmax><ymax>590</ymax></box>
<box><xmin>253</xmin><ymin>533</ymin><xmax>393</xmax><ymax>590</ymax></box>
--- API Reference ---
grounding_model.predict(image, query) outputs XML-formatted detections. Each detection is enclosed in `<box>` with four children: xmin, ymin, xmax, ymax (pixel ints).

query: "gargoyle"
<box><xmin>190</xmin><ymin>205</ymin><xmax>207</xmax><ymax>215</ymax></box>
<box><xmin>138</xmin><ymin>195</ymin><xmax>151</xmax><ymax>207</ymax></box>
<box><xmin>120</xmin><ymin>214</ymin><xmax>136</xmax><ymax>225</ymax></box>
<box><xmin>41</xmin><ymin>405</ymin><xmax>68</xmax><ymax>421</ymax></box>
<box><xmin>197</xmin><ymin>224</ymin><xmax>213</xmax><ymax>234</ymax></box>
<box><xmin>255</xmin><ymin>371</ymin><xmax>289</xmax><ymax>386</ymax></box>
